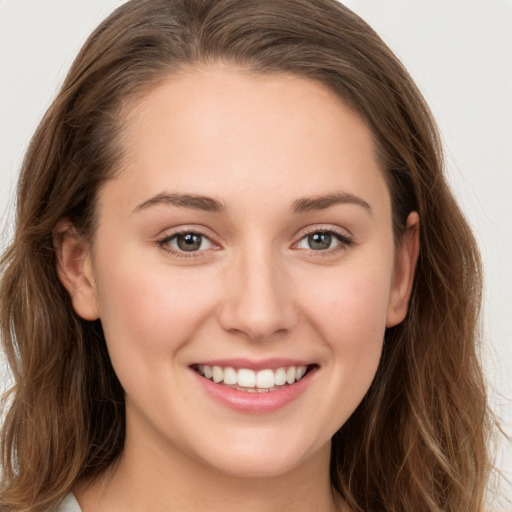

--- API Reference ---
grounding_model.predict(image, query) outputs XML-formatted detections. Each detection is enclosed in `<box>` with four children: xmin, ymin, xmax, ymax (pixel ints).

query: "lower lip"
<box><xmin>192</xmin><ymin>368</ymin><xmax>316</xmax><ymax>414</ymax></box>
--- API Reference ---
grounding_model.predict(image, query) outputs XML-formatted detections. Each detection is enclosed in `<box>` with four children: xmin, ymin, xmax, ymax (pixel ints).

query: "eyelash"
<box><xmin>294</xmin><ymin>228</ymin><xmax>354</xmax><ymax>257</ymax></box>
<box><xmin>157</xmin><ymin>228</ymin><xmax>215</xmax><ymax>259</ymax></box>
<box><xmin>156</xmin><ymin>227</ymin><xmax>354</xmax><ymax>259</ymax></box>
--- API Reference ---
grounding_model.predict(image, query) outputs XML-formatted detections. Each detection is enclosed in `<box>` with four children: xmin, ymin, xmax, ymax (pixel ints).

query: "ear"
<box><xmin>386</xmin><ymin>212</ymin><xmax>420</xmax><ymax>327</ymax></box>
<box><xmin>53</xmin><ymin>219</ymin><xmax>100</xmax><ymax>321</ymax></box>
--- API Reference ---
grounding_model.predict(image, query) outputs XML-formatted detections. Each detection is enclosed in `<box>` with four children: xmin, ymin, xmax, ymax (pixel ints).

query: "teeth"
<box><xmin>203</xmin><ymin>365</ymin><xmax>213</xmax><ymax>379</ymax></box>
<box><xmin>256</xmin><ymin>369</ymin><xmax>275</xmax><ymax>388</ymax></box>
<box><xmin>274</xmin><ymin>367</ymin><xmax>287</xmax><ymax>386</ymax></box>
<box><xmin>197</xmin><ymin>364</ymin><xmax>309</xmax><ymax>390</ymax></box>
<box><xmin>223</xmin><ymin>367</ymin><xmax>237</xmax><ymax>385</ymax></box>
<box><xmin>286</xmin><ymin>367</ymin><xmax>296</xmax><ymax>385</ymax></box>
<box><xmin>296</xmin><ymin>366</ymin><xmax>306</xmax><ymax>380</ymax></box>
<box><xmin>237</xmin><ymin>368</ymin><xmax>256</xmax><ymax>387</ymax></box>
<box><xmin>212</xmin><ymin>366</ymin><xmax>223</xmax><ymax>383</ymax></box>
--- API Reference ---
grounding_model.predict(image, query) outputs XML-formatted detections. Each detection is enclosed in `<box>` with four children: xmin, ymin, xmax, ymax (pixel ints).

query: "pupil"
<box><xmin>177</xmin><ymin>233</ymin><xmax>202</xmax><ymax>251</ymax></box>
<box><xmin>308</xmin><ymin>232</ymin><xmax>331</xmax><ymax>250</ymax></box>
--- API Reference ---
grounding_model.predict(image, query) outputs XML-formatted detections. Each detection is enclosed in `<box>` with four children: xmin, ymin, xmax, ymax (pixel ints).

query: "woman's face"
<box><xmin>64</xmin><ymin>66</ymin><xmax>418</xmax><ymax>478</ymax></box>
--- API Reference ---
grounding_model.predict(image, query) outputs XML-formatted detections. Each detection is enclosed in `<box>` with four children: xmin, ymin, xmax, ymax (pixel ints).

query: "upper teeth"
<box><xmin>197</xmin><ymin>365</ymin><xmax>308</xmax><ymax>389</ymax></box>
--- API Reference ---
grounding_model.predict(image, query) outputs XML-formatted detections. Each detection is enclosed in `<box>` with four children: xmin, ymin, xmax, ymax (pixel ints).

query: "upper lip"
<box><xmin>190</xmin><ymin>358</ymin><xmax>315</xmax><ymax>371</ymax></box>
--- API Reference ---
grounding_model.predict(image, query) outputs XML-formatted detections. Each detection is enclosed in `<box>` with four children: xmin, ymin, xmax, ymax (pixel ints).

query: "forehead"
<box><xmin>102</xmin><ymin>66</ymin><xmax>390</xmax><ymax>216</ymax></box>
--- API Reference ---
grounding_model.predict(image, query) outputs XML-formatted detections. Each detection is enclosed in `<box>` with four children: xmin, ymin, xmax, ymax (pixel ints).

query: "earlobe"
<box><xmin>386</xmin><ymin>212</ymin><xmax>420</xmax><ymax>328</ymax></box>
<box><xmin>54</xmin><ymin>219</ymin><xmax>100</xmax><ymax>321</ymax></box>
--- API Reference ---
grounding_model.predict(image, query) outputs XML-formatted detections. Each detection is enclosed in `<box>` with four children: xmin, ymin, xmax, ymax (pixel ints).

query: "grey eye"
<box><xmin>307</xmin><ymin>232</ymin><xmax>333</xmax><ymax>250</ymax></box>
<box><xmin>297</xmin><ymin>231</ymin><xmax>341</xmax><ymax>251</ymax></box>
<box><xmin>171</xmin><ymin>233</ymin><xmax>212</xmax><ymax>252</ymax></box>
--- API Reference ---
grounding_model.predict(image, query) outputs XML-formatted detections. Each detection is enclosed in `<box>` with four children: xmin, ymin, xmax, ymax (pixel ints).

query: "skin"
<box><xmin>57</xmin><ymin>66</ymin><xmax>419</xmax><ymax>512</ymax></box>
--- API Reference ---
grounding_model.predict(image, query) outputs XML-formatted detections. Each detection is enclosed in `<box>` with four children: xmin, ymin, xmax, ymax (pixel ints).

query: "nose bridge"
<box><xmin>218</xmin><ymin>240</ymin><xmax>297</xmax><ymax>340</ymax></box>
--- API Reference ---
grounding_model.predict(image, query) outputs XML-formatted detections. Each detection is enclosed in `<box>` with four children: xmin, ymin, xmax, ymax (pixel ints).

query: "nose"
<box><xmin>217</xmin><ymin>247</ymin><xmax>298</xmax><ymax>341</ymax></box>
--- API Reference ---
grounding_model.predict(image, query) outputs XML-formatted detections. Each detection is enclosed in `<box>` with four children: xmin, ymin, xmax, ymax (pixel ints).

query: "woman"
<box><xmin>0</xmin><ymin>0</ymin><xmax>493</xmax><ymax>510</ymax></box>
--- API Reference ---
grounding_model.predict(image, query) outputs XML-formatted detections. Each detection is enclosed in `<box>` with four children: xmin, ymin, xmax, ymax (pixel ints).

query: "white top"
<box><xmin>56</xmin><ymin>493</ymin><xmax>82</xmax><ymax>512</ymax></box>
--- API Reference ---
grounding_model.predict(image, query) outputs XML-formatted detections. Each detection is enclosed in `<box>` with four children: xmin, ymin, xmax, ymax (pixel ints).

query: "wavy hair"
<box><xmin>0</xmin><ymin>1</ymin><xmax>492</xmax><ymax>510</ymax></box>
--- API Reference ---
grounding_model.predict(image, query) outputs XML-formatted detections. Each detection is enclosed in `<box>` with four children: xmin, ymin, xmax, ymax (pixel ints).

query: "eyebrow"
<box><xmin>291</xmin><ymin>193</ymin><xmax>371</xmax><ymax>214</ymax></box>
<box><xmin>133</xmin><ymin>191</ymin><xmax>371</xmax><ymax>215</ymax></box>
<box><xmin>133</xmin><ymin>192</ymin><xmax>226</xmax><ymax>213</ymax></box>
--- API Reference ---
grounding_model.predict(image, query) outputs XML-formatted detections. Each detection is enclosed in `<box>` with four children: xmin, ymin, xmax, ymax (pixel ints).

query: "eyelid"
<box><xmin>294</xmin><ymin>224</ymin><xmax>354</xmax><ymax>241</ymax></box>
<box><xmin>156</xmin><ymin>226</ymin><xmax>221</xmax><ymax>258</ymax></box>
<box><xmin>168</xmin><ymin>232</ymin><xmax>213</xmax><ymax>251</ymax></box>
<box><xmin>291</xmin><ymin>225</ymin><xmax>355</xmax><ymax>253</ymax></box>
<box><xmin>154</xmin><ymin>224</ymin><xmax>354</xmax><ymax>259</ymax></box>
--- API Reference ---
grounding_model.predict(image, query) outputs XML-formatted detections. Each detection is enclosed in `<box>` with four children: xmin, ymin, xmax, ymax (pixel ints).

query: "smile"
<box><xmin>194</xmin><ymin>364</ymin><xmax>309</xmax><ymax>393</ymax></box>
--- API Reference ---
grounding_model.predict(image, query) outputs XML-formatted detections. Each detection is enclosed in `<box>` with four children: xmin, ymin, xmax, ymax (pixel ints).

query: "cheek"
<box><xmin>297</xmin><ymin>256</ymin><xmax>393</xmax><ymax>385</ymax></box>
<box><xmin>303</xmin><ymin>262</ymin><xmax>393</xmax><ymax>340</ymax></box>
<box><xmin>94</xmin><ymin>257</ymin><xmax>218</xmax><ymax>362</ymax></box>
<box><xmin>305</xmin><ymin>268</ymin><xmax>392</xmax><ymax>424</ymax></box>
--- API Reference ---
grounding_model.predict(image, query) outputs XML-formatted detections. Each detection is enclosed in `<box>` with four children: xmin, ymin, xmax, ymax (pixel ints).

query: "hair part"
<box><xmin>1</xmin><ymin>1</ymin><xmax>493</xmax><ymax>511</ymax></box>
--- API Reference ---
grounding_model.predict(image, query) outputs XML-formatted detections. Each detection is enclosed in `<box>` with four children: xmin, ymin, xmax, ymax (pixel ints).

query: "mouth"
<box><xmin>191</xmin><ymin>363</ymin><xmax>317</xmax><ymax>393</ymax></box>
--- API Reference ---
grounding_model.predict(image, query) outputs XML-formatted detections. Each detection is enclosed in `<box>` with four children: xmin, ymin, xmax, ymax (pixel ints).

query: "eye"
<box><xmin>160</xmin><ymin>231</ymin><xmax>214</xmax><ymax>253</ymax></box>
<box><xmin>296</xmin><ymin>230</ymin><xmax>352</xmax><ymax>251</ymax></box>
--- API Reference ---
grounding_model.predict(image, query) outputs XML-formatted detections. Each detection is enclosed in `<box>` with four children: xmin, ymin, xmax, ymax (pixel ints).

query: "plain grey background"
<box><xmin>1</xmin><ymin>0</ymin><xmax>511</xmax><ymax>507</ymax></box>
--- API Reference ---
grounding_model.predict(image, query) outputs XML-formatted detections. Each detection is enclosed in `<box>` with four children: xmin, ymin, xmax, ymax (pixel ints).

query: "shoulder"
<box><xmin>55</xmin><ymin>494</ymin><xmax>82</xmax><ymax>512</ymax></box>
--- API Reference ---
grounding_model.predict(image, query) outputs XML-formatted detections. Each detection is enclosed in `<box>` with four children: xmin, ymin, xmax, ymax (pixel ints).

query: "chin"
<box><xmin>193</xmin><ymin>430</ymin><xmax>329</xmax><ymax>479</ymax></box>
<box><xmin>206</xmin><ymin>454</ymin><xmax>307</xmax><ymax>479</ymax></box>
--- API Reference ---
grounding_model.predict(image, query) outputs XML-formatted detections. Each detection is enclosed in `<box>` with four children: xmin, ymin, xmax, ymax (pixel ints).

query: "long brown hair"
<box><xmin>0</xmin><ymin>1</ymin><xmax>493</xmax><ymax>510</ymax></box>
